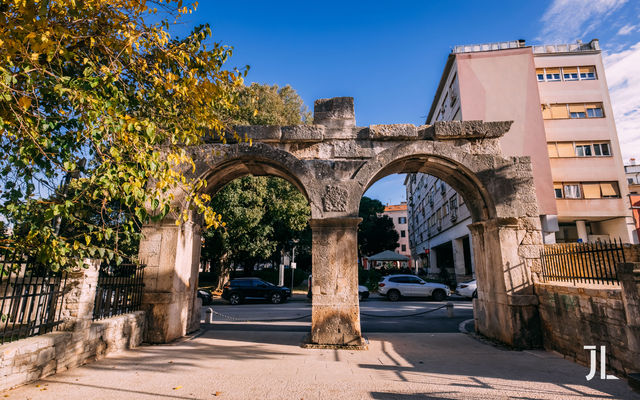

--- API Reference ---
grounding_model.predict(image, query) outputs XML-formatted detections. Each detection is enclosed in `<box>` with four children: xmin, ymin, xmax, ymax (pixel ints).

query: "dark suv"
<box><xmin>222</xmin><ymin>278</ymin><xmax>291</xmax><ymax>305</ymax></box>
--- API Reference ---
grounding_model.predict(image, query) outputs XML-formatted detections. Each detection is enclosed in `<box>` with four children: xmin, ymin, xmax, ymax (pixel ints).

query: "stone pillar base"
<box><xmin>301</xmin><ymin>334</ymin><xmax>368</xmax><ymax>350</ymax></box>
<box><xmin>474</xmin><ymin>295</ymin><xmax>542</xmax><ymax>348</ymax></box>
<box><xmin>309</xmin><ymin>217</ymin><xmax>364</xmax><ymax>347</ymax></box>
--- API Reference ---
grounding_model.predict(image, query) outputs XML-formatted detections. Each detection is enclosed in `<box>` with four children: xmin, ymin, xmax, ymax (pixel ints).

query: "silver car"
<box><xmin>455</xmin><ymin>279</ymin><xmax>477</xmax><ymax>299</ymax></box>
<box><xmin>378</xmin><ymin>274</ymin><xmax>450</xmax><ymax>302</ymax></box>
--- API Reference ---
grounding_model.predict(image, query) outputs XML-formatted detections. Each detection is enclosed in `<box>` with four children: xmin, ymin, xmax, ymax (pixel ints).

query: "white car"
<box><xmin>455</xmin><ymin>280</ymin><xmax>477</xmax><ymax>299</ymax></box>
<box><xmin>378</xmin><ymin>274</ymin><xmax>450</xmax><ymax>302</ymax></box>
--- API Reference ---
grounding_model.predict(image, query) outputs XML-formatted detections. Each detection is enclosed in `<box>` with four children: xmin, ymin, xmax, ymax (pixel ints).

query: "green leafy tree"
<box><xmin>202</xmin><ymin>176</ymin><xmax>309</xmax><ymax>278</ymax></box>
<box><xmin>226</xmin><ymin>83</ymin><xmax>312</xmax><ymax>126</ymax></box>
<box><xmin>358</xmin><ymin>197</ymin><xmax>399</xmax><ymax>257</ymax></box>
<box><xmin>200</xmin><ymin>83</ymin><xmax>312</xmax><ymax>283</ymax></box>
<box><xmin>0</xmin><ymin>1</ymin><xmax>246</xmax><ymax>269</ymax></box>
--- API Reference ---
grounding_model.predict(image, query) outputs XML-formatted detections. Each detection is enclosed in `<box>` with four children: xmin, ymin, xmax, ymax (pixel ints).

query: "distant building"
<box><xmin>380</xmin><ymin>202</ymin><xmax>412</xmax><ymax>262</ymax></box>
<box><xmin>406</xmin><ymin>38</ymin><xmax>636</xmax><ymax>280</ymax></box>
<box><xmin>625</xmin><ymin>158</ymin><xmax>640</xmax><ymax>243</ymax></box>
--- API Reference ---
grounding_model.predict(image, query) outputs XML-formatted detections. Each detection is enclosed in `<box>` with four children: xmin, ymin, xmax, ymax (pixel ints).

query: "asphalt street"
<box><xmin>201</xmin><ymin>294</ymin><xmax>474</xmax><ymax>333</ymax></box>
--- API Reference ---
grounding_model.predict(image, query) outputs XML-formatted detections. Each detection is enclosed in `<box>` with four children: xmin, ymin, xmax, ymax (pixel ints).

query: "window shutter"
<box><xmin>563</xmin><ymin>67</ymin><xmax>578</xmax><ymax>74</ymax></box>
<box><xmin>582</xmin><ymin>183</ymin><xmax>601</xmax><ymax>199</ymax></box>
<box><xmin>569</xmin><ymin>104</ymin><xmax>586</xmax><ymax>113</ymax></box>
<box><xmin>547</xmin><ymin>143</ymin><xmax>558</xmax><ymax>157</ymax></box>
<box><xmin>551</xmin><ymin>104</ymin><xmax>569</xmax><ymax>119</ymax></box>
<box><xmin>557</xmin><ymin>142</ymin><xmax>574</xmax><ymax>157</ymax></box>
<box><xmin>600</xmin><ymin>182</ymin><xmax>619</xmax><ymax>197</ymax></box>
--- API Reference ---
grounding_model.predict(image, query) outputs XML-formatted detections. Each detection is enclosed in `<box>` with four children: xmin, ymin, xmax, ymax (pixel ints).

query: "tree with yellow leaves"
<box><xmin>0</xmin><ymin>0</ymin><xmax>246</xmax><ymax>269</ymax></box>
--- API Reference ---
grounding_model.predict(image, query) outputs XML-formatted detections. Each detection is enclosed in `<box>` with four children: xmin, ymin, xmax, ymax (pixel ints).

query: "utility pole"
<box><xmin>279</xmin><ymin>248</ymin><xmax>285</xmax><ymax>286</ymax></box>
<box><xmin>290</xmin><ymin>246</ymin><xmax>296</xmax><ymax>289</ymax></box>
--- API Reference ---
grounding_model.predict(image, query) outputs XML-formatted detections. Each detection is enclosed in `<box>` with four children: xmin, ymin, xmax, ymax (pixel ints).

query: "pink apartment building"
<box><xmin>381</xmin><ymin>203</ymin><xmax>412</xmax><ymax>260</ymax></box>
<box><xmin>407</xmin><ymin>39</ymin><xmax>636</xmax><ymax>279</ymax></box>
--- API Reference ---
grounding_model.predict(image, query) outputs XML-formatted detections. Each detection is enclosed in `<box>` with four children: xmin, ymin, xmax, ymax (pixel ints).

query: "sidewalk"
<box><xmin>2</xmin><ymin>330</ymin><xmax>638</xmax><ymax>399</ymax></box>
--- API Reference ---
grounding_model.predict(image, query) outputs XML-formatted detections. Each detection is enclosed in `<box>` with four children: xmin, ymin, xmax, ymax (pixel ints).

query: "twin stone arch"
<box><xmin>194</xmin><ymin>141</ymin><xmax>497</xmax><ymax>222</ymax></box>
<box><xmin>138</xmin><ymin>108</ymin><xmax>543</xmax><ymax>349</ymax></box>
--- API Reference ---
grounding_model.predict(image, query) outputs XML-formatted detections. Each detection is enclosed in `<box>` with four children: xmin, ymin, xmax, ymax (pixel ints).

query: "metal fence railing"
<box><xmin>0</xmin><ymin>248</ymin><xmax>67</xmax><ymax>344</ymax></box>
<box><xmin>540</xmin><ymin>239</ymin><xmax>625</xmax><ymax>285</ymax></box>
<box><xmin>93</xmin><ymin>263</ymin><xmax>145</xmax><ymax>320</ymax></box>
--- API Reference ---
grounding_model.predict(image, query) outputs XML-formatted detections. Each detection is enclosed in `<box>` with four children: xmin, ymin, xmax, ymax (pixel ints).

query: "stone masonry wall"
<box><xmin>0</xmin><ymin>261</ymin><xmax>146</xmax><ymax>391</ymax></box>
<box><xmin>536</xmin><ymin>263</ymin><xmax>640</xmax><ymax>377</ymax></box>
<box><xmin>0</xmin><ymin>312</ymin><xmax>145</xmax><ymax>391</ymax></box>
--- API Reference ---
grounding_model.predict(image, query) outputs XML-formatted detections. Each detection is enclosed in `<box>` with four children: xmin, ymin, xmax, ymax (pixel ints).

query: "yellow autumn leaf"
<box><xmin>18</xmin><ymin>96</ymin><xmax>32</xmax><ymax>110</ymax></box>
<box><xmin>173</xmin><ymin>386</ymin><xmax>182</xmax><ymax>390</ymax></box>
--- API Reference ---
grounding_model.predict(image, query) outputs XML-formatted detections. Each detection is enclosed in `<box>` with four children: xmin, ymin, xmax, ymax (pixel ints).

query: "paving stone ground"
<box><xmin>2</xmin><ymin>330</ymin><xmax>638</xmax><ymax>400</ymax></box>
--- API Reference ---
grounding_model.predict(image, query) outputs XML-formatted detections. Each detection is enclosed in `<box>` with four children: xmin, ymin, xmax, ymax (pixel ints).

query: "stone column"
<box><xmin>617</xmin><ymin>262</ymin><xmax>640</xmax><ymax>371</ymax></box>
<box><xmin>138</xmin><ymin>220</ymin><xmax>200</xmax><ymax>343</ymax></box>
<box><xmin>576</xmin><ymin>220</ymin><xmax>588</xmax><ymax>242</ymax></box>
<box><xmin>59</xmin><ymin>259</ymin><xmax>100</xmax><ymax>334</ymax></box>
<box><xmin>309</xmin><ymin>217</ymin><xmax>364</xmax><ymax>347</ymax></box>
<box><xmin>469</xmin><ymin>218</ymin><xmax>542</xmax><ymax>348</ymax></box>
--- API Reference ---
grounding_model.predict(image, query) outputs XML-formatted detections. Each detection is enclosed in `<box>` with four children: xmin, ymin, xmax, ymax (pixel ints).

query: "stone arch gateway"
<box><xmin>138</xmin><ymin>97</ymin><xmax>543</xmax><ymax>348</ymax></box>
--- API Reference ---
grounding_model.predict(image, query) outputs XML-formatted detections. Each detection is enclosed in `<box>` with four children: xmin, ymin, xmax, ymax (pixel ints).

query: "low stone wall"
<box><xmin>536</xmin><ymin>263</ymin><xmax>640</xmax><ymax>376</ymax></box>
<box><xmin>0</xmin><ymin>260</ymin><xmax>146</xmax><ymax>391</ymax></box>
<box><xmin>0</xmin><ymin>312</ymin><xmax>145</xmax><ymax>391</ymax></box>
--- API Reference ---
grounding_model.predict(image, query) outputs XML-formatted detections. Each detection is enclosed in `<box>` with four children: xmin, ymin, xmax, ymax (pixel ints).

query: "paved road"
<box><xmin>202</xmin><ymin>294</ymin><xmax>474</xmax><ymax>333</ymax></box>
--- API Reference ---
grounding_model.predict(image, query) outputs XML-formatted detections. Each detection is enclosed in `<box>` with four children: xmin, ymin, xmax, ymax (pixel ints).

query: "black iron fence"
<box><xmin>93</xmin><ymin>263</ymin><xmax>145</xmax><ymax>320</ymax></box>
<box><xmin>540</xmin><ymin>239</ymin><xmax>625</xmax><ymax>285</ymax></box>
<box><xmin>0</xmin><ymin>248</ymin><xmax>68</xmax><ymax>344</ymax></box>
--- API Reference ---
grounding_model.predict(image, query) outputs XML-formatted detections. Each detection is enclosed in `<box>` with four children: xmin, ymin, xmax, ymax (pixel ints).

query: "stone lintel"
<box><xmin>425</xmin><ymin>120</ymin><xmax>513</xmax><ymax>140</ymax></box>
<box><xmin>309</xmin><ymin>217</ymin><xmax>362</xmax><ymax>229</ymax></box>
<box><xmin>233</xmin><ymin>125</ymin><xmax>281</xmax><ymax>143</ymax></box>
<box><xmin>367</xmin><ymin>124</ymin><xmax>418</xmax><ymax>141</ymax></box>
<box><xmin>280</xmin><ymin>125</ymin><xmax>324</xmax><ymax>142</ymax></box>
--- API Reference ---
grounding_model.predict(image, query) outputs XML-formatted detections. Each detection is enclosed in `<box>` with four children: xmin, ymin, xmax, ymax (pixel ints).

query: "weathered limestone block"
<box><xmin>429</xmin><ymin>120</ymin><xmax>513</xmax><ymax>140</ymax></box>
<box><xmin>233</xmin><ymin>125</ymin><xmax>282</xmax><ymax>142</ymax></box>
<box><xmin>314</xmin><ymin>97</ymin><xmax>356</xmax><ymax>138</ymax></box>
<box><xmin>367</xmin><ymin>124</ymin><xmax>418</xmax><ymax>140</ymax></box>
<box><xmin>281</xmin><ymin>125</ymin><xmax>324</xmax><ymax>142</ymax></box>
<box><xmin>309</xmin><ymin>217</ymin><xmax>363</xmax><ymax>347</ymax></box>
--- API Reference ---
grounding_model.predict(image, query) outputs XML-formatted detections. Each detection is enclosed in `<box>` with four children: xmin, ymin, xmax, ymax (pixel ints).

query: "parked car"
<box><xmin>307</xmin><ymin>275</ymin><xmax>369</xmax><ymax>301</ymax></box>
<box><xmin>197</xmin><ymin>289</ymin><xmax>213</xmax><ymax>305</ymax></box>
<box><xmin>378</xmin><ymin>274</ymin><xmax>450</xmax><ymax>302</ymax></box>
<box><xmin>455</xmin><ymin>280</ymin><xmax>477</xmax><ymax>299</ymax></box>
<box><xmin>222</xmin><ymin>278</ymin><xmax>291</xmax><ymax>305</ymax></box>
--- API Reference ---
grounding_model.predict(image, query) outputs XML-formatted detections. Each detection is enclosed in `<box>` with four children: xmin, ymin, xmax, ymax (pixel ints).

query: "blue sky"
<box><xmin>181</xmin><ymin>0</ymin><xmax>640</xmax><ymax>205</ymax></box>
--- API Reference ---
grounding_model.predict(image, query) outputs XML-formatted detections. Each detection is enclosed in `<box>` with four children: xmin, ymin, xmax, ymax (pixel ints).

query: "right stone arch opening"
<box><xmin>355</xmin><ymin>145</ymin><xmax>543</xmax><ymax>348</ymax></box>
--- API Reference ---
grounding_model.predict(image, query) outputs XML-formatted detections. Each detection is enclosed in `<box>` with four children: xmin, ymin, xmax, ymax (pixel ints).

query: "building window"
<box><xmin>401</xmin><ymin>244</ymin><xmax>406</xmax><ymax>252</ymax></box>
<box><xmin>579</xmin><ymin>66</ymin><xmax>596</xmax><ymax>80</ymax></box>
<box><xmin>545</xmin><ymin>67</ymin><xmax>561</xmax><ymax>81</ymax></box>
<box><xmin>563</xmin><ymin>67</ymin><xmax>578</xmax><ymax>81</ymax></box>
<box><xmin>542</xmin><ymin>103</ymin><xmax>604</xmax><ymax>120</ymax></box>
<box><xmin>593</xmin><ymin>143</ymin><xmax>610</xmax><ymax>156</ymax></box>
<box><xmin>554</xmin><ymin>181</ymin><xmax>621</xmax><ymax>199</ymax></box>
<box><xmin>563</xmin><ymin>184</ymin><xmax>581</xmax><ymax>199</ymax></box>
<box><xmin>575</xmin><ymin>144</ymin><xmax>592</xmax><ymax>157</ymax></box>
<box><xmin>398</xmin><ymin>217</ymin><xmax>407</xmax><ymax>224</ymax></box>
<box><xmin>536</xmin><ymin>66</ymin><xmax>597</xmax><ymax>82</ymax></box>
<box><xmin>547</xmin><ymin>141</ymin><xmax>612</xmax><ymax>158</ymax></box>
<box><xmin>401</xmin><ymin>230</ymin><xmax>406</xmax><ymax>238</ymax></box>
<box><xmin>554</xmin><ymin>184</ymin><xmax>563</xmax><ymax>198</ymax></box>
<box><xmin>586</xmin><ymin>104</ymin><xmax>603</xmax><ymax>118</ymax></box>
<box><xmin>569</xmin><ymin>104</ymin><xmax>587</xmax><ymax>119</ymax></box>
<box><xmin>450</xmin><ymin>195</ymin><xmax>457</xmax><ymax>210</ymax></box>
